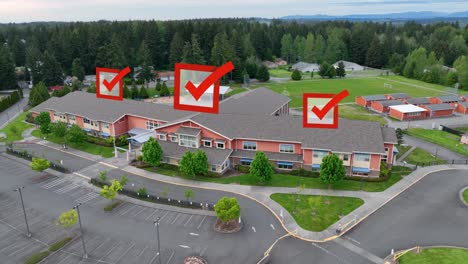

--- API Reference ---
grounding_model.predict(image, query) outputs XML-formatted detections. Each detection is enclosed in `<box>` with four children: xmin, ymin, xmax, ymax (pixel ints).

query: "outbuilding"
<box><xmin>430</xmin><ymin>95</ymin><xmax>462</xmax><ymax>106</ymax></box>
<box><xmin>421</xmin><ymin>103</ymin><xmax>454</xmax><ymax>118</ymax></box>
<box><xmin>370</xmin><ymin>100</ymin><xmax>403</xmax><ymax>113</ymax></box>
<box><xmin>388</xmin><ymin>104</ymin><xmax>428</xmax><ymax>121</ymax></box>
<box><xmin>455</xmin><ymin>102</ymin><xmax>468</xmax><ymax>115</ymax></box>
<box><xmin>355</xmin><ymin>95</ymin><xmax>387</xmax><ymax>107</ymax></box>
<box><xmin>385</xmin><ymin>93</ymin><xmax>410</xmax><ymax>101</ymax></box>
<box><xmin>404</xmin><ymin>97</ymin><xmax>431</xmax><ymax>106</ymax></box>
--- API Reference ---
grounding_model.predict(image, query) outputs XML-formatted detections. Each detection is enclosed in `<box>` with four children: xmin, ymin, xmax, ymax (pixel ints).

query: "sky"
<box><xmin>1</xmin><ymin>0</ymin><xmax>468</xmax><ymax>23</ymax></box>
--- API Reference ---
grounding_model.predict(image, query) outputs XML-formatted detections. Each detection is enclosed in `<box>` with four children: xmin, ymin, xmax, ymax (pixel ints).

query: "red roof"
<box><xmin>49</xmin><ymin>85</ymin><xmax>63</xmax><ymax>91</ymax></box>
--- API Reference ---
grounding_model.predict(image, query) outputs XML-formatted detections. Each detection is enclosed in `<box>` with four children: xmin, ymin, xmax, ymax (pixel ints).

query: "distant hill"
<box><xmin>281</xmin><ymin>11</ymin><xmax>468</xmax><ymax>22</ymax></box>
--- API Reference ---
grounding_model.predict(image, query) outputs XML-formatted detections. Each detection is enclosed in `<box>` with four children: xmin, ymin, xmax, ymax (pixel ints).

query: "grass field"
<box><xmin>463</xmin><ymin>189</ymin><xmax>468</xmax><ymax>203</ymax></box>
<box><xmin>0</xmin><ymin>112</ymin><xmax>33</xmax><ymax>143</ymax></box>
<box><xmin>399</xmin><ymin>247</ymin><xmax>468</xmax><ymax>264</ymax></box>
<box><xmin>406</xmin><ymin>128</ymin><xmax>468</xmax><ymax>157</ymax></box>
<box><xmin>263</xmin><ymin>76</ymin><xmax>448</xmax><ymax>108</ymax></box>
<box><xmin>396</xmin><ymin>145</ymin><xmax>412</xmax><ymax>160</ymax></box>
<box><xmin>404</xmin><ymin>147</ymin><xmax>447</xmax><ymax>165</ymax></box>
<box><xmin>145</xmin><ymin>166</ymin><xmax>412</xmax><ymax>192</ymax></box>
<box><xmin>225</xmin><ymin>87</ymin><xmax>248</xmax><ymax>97</ymax></box>
<box><xmin>270</xmin><ymin>193</ymin><xmax>364</xmax><ymax>231</ymax></box>
<box><xmin>31</xmin><ymin>130</ymin><xmax>115</xmax><ymax>158</ymax></box>
<box><xmin>338</xmin><ymin>104</ymin><xmax>387</xmax><ymax>125</ymax></box>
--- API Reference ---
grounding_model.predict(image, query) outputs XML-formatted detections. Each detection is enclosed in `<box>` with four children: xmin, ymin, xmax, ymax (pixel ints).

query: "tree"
<box><xmin>211</xmin><ymin>32</ymin><xmax>235</xmax><ymax>67</ymax></box>
<box><xmin>313</xmin><ymin>34</ymin><xmax>326</xmax><ymax>63</ymax></box>
<box><xmin>30</xmin><ymin>157</ymin><xmax>50</xmax><ymax>173</ymax></box>
<box><xmin>446</xmin><ymin>71</ymin><xmax>458</xmax><ymax>86</ymax></box>
<box><xmin>131</xmin><ymin>81</ymin><xmax>139</xmax><ymax>99</ymax></box>
<box><xmin>456</xmin><ymin>56</ymin><xmax>468</xmax><ymax>90</ymax></box>
<box><xmin>0</xmin><ymin>45</ymin><xmax>17</xmax><ymax>90</ymax></box>
<box><xmin>71</xmin><ymin>58</ymin><xmax>85</xmax><ymax>81</ymax></box>
<box><xmin>29</xmin><ymin>82</ymin><xmax>50</xmax><ymax>107</ymax></box>
<box><xmin>366</xmin><ymin>36</ymin><xmax>385</xmax><ymax>68</ymax></box>
<box><xmin>256</xmin><ymin>65</ymin><xmax>270</xmax><ymax>82</ymax></box>
<box><xmin>214</xmin><ymin>197</ymin><xmax>240</xmax><ymax>223</ymax></box>
<box><xmin>280</xmin><ymin>34</ymin><xmax>294</xmax><ymax>63</ymax></box>
<box><xmin>142</xmin><ymin>137</ymin><xmax>163</xmax><ymax>166</ymax></box>
<box><xmin>98</xmin><ymin>171</ymin><xmax>107</xmax><ymax>182</ymax></box>
<box><xmin>99</xmin><ymin>179</ymin><xmax>122</xmax><ymax>201</ymax></box>
<box><xmin>119</xmin><ymin>175</ymin><xmax>128</xmax><ymax>186</ymax></box>
<box><xmin>36</xmin><ymin>112</ymin><xmax>51</xmax><ymax>135</ymax></box>
<box><xmin>169</xmin><ymin>32</ymin><xmax>185</xmax><ymax>67</ymax></box>
<box><xmin>327</xmin><ymin>66</ymin><xmax>336</xmax><ymax>79</ymax></box>
<box><xmin>250</xmin><ymin>152</ymin><xmax>274</xmax><ymax>183</ymax></box>
<box><xmin>160</xmin><ymin>81</ymin><xmax>170</xmax><ymax>96</ymax></box>
<box><xmin>56</xmin><ymin>209</ymin><xmax>78</xmax><ymax>229</ymax></box>
<box><xmin>155</xmin><ymin>80</ymin><xmax>162</xmax><ymax>92</ymax></box>
<box><xmin>336</xmin><ymin>61</ymin><xmax>346</xmax><ymax>78</ymax></box>
<box><xmin>179</xmin><ymin>151</ymin><xmax>196</xmax><ymax>177</ymax></box>
<box><xmin>291</xmin><ymin>69</ymin><xmax>302</xmax><ymax>81</ymax></box>
<box><xmin>123</xmin><ymin>83</ymin><xmax>131</xmax><ymax>99</ymax></box>
<box><xmin>387</xmin><ymin>53</ymin><xmax>405</xmax><ymax>74</ymax></box>
<box><xmin>319</xmin><ymin>154</ymin><xmax>346</xmax><ymax>189</ymax></box>
<box><xmin>319</xmin><ymin>62</ymin><xmax>330</xmax><ymax>78</ymax></box>
<box><xmin>395</xmin><ymin>128</ymin><xmax>404</xmax><ymax>145</ymax></box>
<box><xmin>51</xmin><ymin>121</ymin><xmax>67</xmax><ymax>139</ymax></box>
<box><xmin>139</xmin><ymin>87</ymin><xmax>149</xmax><ymax>99</ymax></box>
<box><xmin>303</xmin><ymin>33</ymin><xmax>315</xmax><ymax>63</ymax></box>
<box><xmin>42</xmin><ymin>51</ymin><xmax>63</xmax><ymax>87</ymax></box>
<box><xmin>379</xmin><ymin>161</ymin><xmax>390</xmax><ymax>178</ymax></box>
<box><xmin>65</xmin><ymin>124</ymin><xmax>87</xmax><ymax>144</ymax></box>
<box><xmin>194</xmin><ymin>150</ymin><xmax>208</xmax><ymax>176</ymax></box>
<box><xmin>184</xmin><ymin>189</ymin><xmax>194</xmax><ymax>202</ymax></box>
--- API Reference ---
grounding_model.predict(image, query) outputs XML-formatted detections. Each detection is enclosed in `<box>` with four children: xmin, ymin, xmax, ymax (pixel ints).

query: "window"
<box><xmin>240</xmin><ymin>158</ymin><xmax>252</xmax><ymax>166</ymax></box>
<box><xmin>243</xmin><ymin>141</ymin><xmax>257</xmax><ymax>150</ymax></box>
<box><xmin>69</xmin><ymin>115</ymin><xmax>75</xmax><ymax>121</ymax></box>
<box><xmin>277</xmin><ymin>161</ymin><xmax>293</xmax><ymax>170</ymax></box>
<box><xmin>385</xmin><ymin>147</ymin><xmax>389</xmax><ymax>153</ymax></box>
<box><xmin>146</xmin><ymin>120</ymin><xmax>158</xmax><ymax>130</ymax></box>
<box><xmin>354</xmin><ymin>153</ymin><xmax>370</xmax><ymax>162</ymax></box>
<box><xmin>343</xmin><ymin>154</ymin><xmax>349</xmax><ymax>161</ymax></box>
<box><xmin>170</xmin><ymin>135</ymin><xmax>177</xmax><ymax>142</ymax></box>
<box><xmin>102</xmin><ymin>122</ymin><xmax>109</xmax><ymax>129</ymax></box>
<box><xmin>159</xmin><ymin>134</ymin><xmax>166</xmax><ymax>140</ymax></box>
<box><xmin>203</xmin><ymin>140</ymin><xmax>211</xmax><ymax>147</ymax></box>
<box><xmin>211</xmin><ymin>165</ymin><xmax>217</xmax><ymax>172</ymax></box>
<box><xmin>313</xmin><ymin>150</ymin><xmax>328</xmax><ymax>158</ymax></box>
<box><xmin>280</xmin><ymin>144</ymin><xmax>294</xmax><ymax>153</ymax></box>
<box><xmin>83</xmin><ymin>118</ymin><xmax>90</xmax><ymax>124</ymax></box>
<box><xmin>180</xmin><ymin>135</ymin><xmax>197</xmax><ymax>148</ymax></box>
<box><xmin>216</xmin><ymin>142</ymin><xmax>225</xmax><ymax>149</ymax></box>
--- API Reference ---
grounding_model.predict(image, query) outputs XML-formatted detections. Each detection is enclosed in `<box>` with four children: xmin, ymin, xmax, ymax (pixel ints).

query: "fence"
<box><xmin>90</xmin><ymin>178</ymin><xmax>215</xmax><ymax>211</ymax></box>
<box><xmin>6</xmin><ymin>146</ymin><xmax>70</xmax><ymax>173</ymax></box>
<box><xmin>415</xmin><ymin>159</ymin><xmax>468</xmax><ymax>168</ymax></box>
<box><xmin>439</xmin><ymin>125</ymin><xmax>464</xmax><ymax>136</ymax></box>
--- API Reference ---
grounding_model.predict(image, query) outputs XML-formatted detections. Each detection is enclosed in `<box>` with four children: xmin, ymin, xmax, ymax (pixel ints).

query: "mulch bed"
<box><xmin>184</xmin><ymin>256</ymin><xmax>208</xmax><ymax>264</ymax></box>
<box><xmin>213</xmin><ymin>219</ymin><xmax>242</xmax><ymax>233</ymax></box>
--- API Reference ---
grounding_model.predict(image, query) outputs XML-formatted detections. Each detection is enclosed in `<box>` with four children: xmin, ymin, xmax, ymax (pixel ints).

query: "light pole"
<box><xmin>73</xmin><ymin>203</ymin><xmax>88</xmax><ymax>259</ymax></box>
<box><xmin>154</xmin><ymin>217</ymin><xmax>162</xmax><ymax>264</ymax></box>
<box><xmin>14</xmin><ymin>186</ymin><xmax>31</xmax><ymax>238</ymax></box>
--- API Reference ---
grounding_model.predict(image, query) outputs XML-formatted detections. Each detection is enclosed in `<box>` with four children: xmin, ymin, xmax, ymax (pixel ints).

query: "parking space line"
<box><xmin>55</xmin><ymin>184</ymin><xmax>79</xmax><ymax>194</ymax></box>
<box><xmin>56</xmin><ymin>254</ymin><xmax>71</xmax><ymax>264</ymax></box>
<box><xmin>41</xmin><ymin>179</ymin><xmax>67</xmax><ymax>189</ymax></box>
<box><xmin>197</xmin><ymin>216</ymin><xmax>206</xmax><ymax>230</ymax></box>
<box><xmin>135</xmin><ymin>245</ymin><xmax>148</xmax><ymax>258</ymax></box>
<box><xmin>170</xmin><ymin>213</ymin><xmax>181</xmax><ymax>224</ymax></box>
<box><xmin>159</xmin><ymin>211</ymin><xmax>169</xmax><ymax>221</ymax></box>
<box><xmin>199</xmin><ymin>247</ymin><xmax>207</xmax><ymax>257</ymax></box>
<box><xmin>119</xmin><ymin>205</ymin><xmax>136</xmax><ymax>216</ymax></box>
<box><xmin>149</xmin><ymin>251</ymin><xmax>160</xmax><ymax>264</ymax></box>
<box><xmin>184</xmin><ymin>215</ymin><xmax>193</xmax><ymax>227</ymax></box>
<box><xmin>114</xmin><ymin>243</ymin><xmax>135</xmax><ymax>263</ymax></box>
<box><xmin>145</xmin><ymin>209</ymin><xmax>159</xmax><ymax>221</ymax></box>
<box><xmin>133</xmin><ymin>207</ymin><xmax>147</xmax><ymax>217</ymax></box>
<box><xmin>76</xmin><ymin>193</ymin><xmax>99</xmax><ymax>204</ymax></box>
<box><xmin>98</xmin><ymin>242</ymin><xmax>120</xmax><ymax>262</ymax></box>
<box><xmin>8</xmin><ymin>243</ymin><xmax>32</xmax><ymax>256</ymax></box>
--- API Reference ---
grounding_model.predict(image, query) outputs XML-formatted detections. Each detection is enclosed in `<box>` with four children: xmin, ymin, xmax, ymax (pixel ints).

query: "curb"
<box><xmin>459</xmin><ymin>186</ymin><xmax>468</xmax><ymax>206</ymax></box>
<box><xmin>384</xmin><ymin>245</ymin><xmax>468</xmax><ymax>263</ymax></box>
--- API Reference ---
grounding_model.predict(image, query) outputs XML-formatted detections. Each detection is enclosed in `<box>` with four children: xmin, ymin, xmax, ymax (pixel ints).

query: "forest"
<box><xmin>0</xmin><ymin>18</ymin><xmax>467</xmax><ymax>90</ymax></box>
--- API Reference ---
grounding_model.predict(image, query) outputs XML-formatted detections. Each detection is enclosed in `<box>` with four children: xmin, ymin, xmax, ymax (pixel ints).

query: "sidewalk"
<box><xmin>14</xmin><ymin>140</ymin><xmax>468</xmax><ymax>242</ymax></box>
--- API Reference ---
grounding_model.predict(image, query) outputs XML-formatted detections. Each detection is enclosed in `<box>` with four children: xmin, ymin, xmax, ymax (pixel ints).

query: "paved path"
<box><xmin>403</xmin><ymin>135</ymin><xmax>466</xmax><ymax>161</ymax></box>
<box><xmin>396</xmin><ymin>146</ymin><xmax>416</xmax><ymax>163</ymax></box>
<box><xmin>13</xmin><ymin>140</ymin><xmax>468</xmax><ymax>243</ymax></box>
<box><xmin>0</xmin><ymin>93</ymin><xmax>28</xmax><ymax>130</ymax></box>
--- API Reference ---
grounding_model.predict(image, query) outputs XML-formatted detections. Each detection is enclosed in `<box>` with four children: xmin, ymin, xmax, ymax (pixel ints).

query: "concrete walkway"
<box><xmin>396</xmin><ymin>146</ymin><xmax>416</xmax><ymax>163</ymax></box>
<box><xmin>18</xmin><ymin>139</ymin><xmax>468</xmax><ymax>242</ymax></box>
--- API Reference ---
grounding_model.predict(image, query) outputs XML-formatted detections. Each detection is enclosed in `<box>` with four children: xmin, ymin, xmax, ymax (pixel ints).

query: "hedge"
<box><xmin>24</xmin><ymin>251</ymin><xmax>50</xmax><ymax>264</ymax></box>
<box><xmin>48</xmin><ymin>237</ymin><xmax>73</xmax><ymax>252</ymax></box>
<box><xmin>0</xmin><ymin>91</ymin><xmax>20</xmax><ymax>113</ymax></box>
<box><xmin>6</xmin><ymin>147</ymin><xmax>70</xmax><ymax>173</ymax></box>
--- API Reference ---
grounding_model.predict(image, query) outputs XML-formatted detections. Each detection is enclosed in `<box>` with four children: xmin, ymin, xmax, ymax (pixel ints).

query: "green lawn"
<box><xmin>0</xmin><ymin>111</ymin><xmax>33</xmax><ymax>143</ymax></box>
<box><xmin>225</xmin><ymin>87</ymin><xmax>248</xmax><ymax>97</ymax></box>
<box><xmin>31</xmin><ymin>130</ymin><xmax>115</xmax><ymax>158</ymax></box>
<box><xmin>463</xmin><ymin>189</ymin><xmax>468</xmax><ymax>203</ymax></box>
<box><xmin>145</xmin><ymin>166</ymin><xmax>412</xmax><ymax>192</ymax></box>
<box><xmin>383</xmin><ymin>76</ymin><xmax>454</xmax><ymax>93</ymax></box>
<box><xmin>269</xmin><ymin>68</ymin><xmax>294</xmax><ymax>78</ymax></box>
<box><xmin>338</xmin><ymin>104</ymin><xmax>387</xmax><ymax>125</ymax></box>
<box><xmin>270</xmin><ymin>193</ymin><xmax>364</xmax><ymax>231</ymax></box>
<box><xmin>406</xmin><ymin>128</ymin><xmax>468</xmax><ymax>157</ymax></box>
<box><xmin>399</xmin><ymin>248</ymin><xmax>468</xmax><ymax>264</ymax></box>
<box><xmin>404</xmin><ymin>147</ymin><xmax>447</xmax><ymax>165</ymax></box>
<box><xmin>396</xmin><ymin>145</ymin><xmax>412</xmax><ymax>160</ymax></box>
<box><xmin>456</xmin><ymin>127</ymin><xmax>468</xmax><ymax>133</ymax></box>
<box><xmin>263</xmin><ymin>76</ymin><xmax>448</xmax><ymax>108</ymax></box>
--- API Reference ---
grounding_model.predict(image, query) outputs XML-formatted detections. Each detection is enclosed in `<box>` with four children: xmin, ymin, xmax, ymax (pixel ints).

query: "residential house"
<box><xmin>291</xmin><ymin>62</ymin><xmax>320</xmax><ymax>73</ymax></box>
<box><xmin>333</xmin><ymin>60</ymin><xmax>365</xmax><ymax>71</ymax></box>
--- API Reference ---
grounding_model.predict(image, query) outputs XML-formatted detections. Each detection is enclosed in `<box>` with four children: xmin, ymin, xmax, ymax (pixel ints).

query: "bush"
<box><xmin>236</xmin><ymin>165</ymin><xmax>250</xmax><ymax>173</ymax></box>
<box><xmin>291</xmin><ymin>69</ymin><xmax>302</xmax><ymax>81</ymax></box>
<box><xmin>25</xmin><ymin>112</ymin><xmax>36</xmax><ymax>124</ymax></box>
<box><xmin>48</xmin><ymin>237</ymin><xmax>73</xmax><ymax>252</ymax></box>
<box><xmin>137</xmin><ymin>155</ymin><xmax>143</xmax><ymax>161</ymax></box>
<box><xmin>24</xmin><ymin>251</ymin><xmax>50</xmax><ymax>264</ymax></box>
<box><xmin>104</xmin><ymin>201</ymin><xmax>120</xmax><ymax>211</ymax></box>
<box><xmin>289</xmin><ymin>168</ymin><xmax>320</xmax><ymax>178</ymax></box>
<box><xmin>137</xmin><ymin>187</ymin><xmax>148</xmax><ymax>196</ymax></box>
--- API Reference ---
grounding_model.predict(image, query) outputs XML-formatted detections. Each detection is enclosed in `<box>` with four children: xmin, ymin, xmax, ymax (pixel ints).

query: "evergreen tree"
<box><xmin>29</xmin><ymin>82</ymin><xmax>50</xmax><ymax>107</ymax></box>
<box><xmin>123</xmin><ymin>83</ymin><xmax>131</xmax><ymax>99</ymax></box>
<box><xmin>256</xmin><ymin>65</ymin><xmax>270</xmax><ymax>82</ymax></box>
<box><xmin>131</xmin><ymin>82</ymin><xmax>139</xmax><ymax>99</ymax></box>
<box><xmin>181</xmin><ymin>42</ymin><xmax>192</xmax><ymax>63</ymax></box>
<box><xmin>327</xmin><ymin>66</ymin><xmax>336</xmax><ymax>78</ymax></box>
<box><xmin>319</xmin><ymin>62</ymin><xmax>330</xmax><ymax>78</ymax></box>
<box><xmin>0</xmin><ymin>46</ymin><xmax>17</xmax><ymax>90</ymax></box>
<box><xmin>71</xmin><ymin>58</ymin><xmax>85</xmax><ymax>81</ymax></box>
<box><xmin>313</xmin><ymin>34</ymin><xmax>326</xmax><ymax>63</ymax></box>
<box><xmin>155</xmin><ymin>80</ymin><xmax>162</xmax><ymax>91</ymax></box>
<box><xmin>139</xmin><ymin>86</ymin><xmax>149</xmax><ymax>99</ymax></box>
<box><xmin>293</xmin><ymin>35</ymin><xmax>306</xmax><ymax>62</ymax></box>
<box><xmin>303</xmin><ymin>33</ymin><xmax>315</xmax><ymax>63</ymax></box>
<box><xmin>211</xmin><ymin>32</ymin><xmax>235</xmax><ymax>66</ymax></box>
<box><xmin>160</xmin><ymin>81</ymin><xmax>170</xmax><ymax>96</ymax></box>
<box><xmin>190</xmin><ymin>34</ymin><xmax>206</xmax><ymax>64</ymax></box>
<box><xmin>291</xmin><ymin>69</ymin><xmax>302</xmax><ymax>81</ymax></box>
<box><xmin>169</xmin><ymin>32</ymin><xmax>185</xmax><ymax>67</ymax></box>
<box><xmin>366</xmin><ymin>36</ymin><xmax>385</xmax><ymax>68</ymax></box>
<box><xmin>280</xmin><ymin>34</ymin><xmax>294</xmax><ymax>63</ymax></box>
<box><xmin>336</xmin><ymin>61</ymin><xmax>346</xmax><ymax>78</ymax></box>
<box><xmin>42</xmin><ymin>51</ymin><xmax>63</xmax><ymax>87</ymax></box>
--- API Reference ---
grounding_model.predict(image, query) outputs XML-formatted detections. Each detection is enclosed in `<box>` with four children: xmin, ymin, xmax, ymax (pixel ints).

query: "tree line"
<box><xmin>0</xmin><ymin>19</ymin><xmax>467</xmax><ymax>90</ymax></box>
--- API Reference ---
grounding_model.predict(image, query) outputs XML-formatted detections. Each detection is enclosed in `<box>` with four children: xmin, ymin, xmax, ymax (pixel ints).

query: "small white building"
<box><xmin>461</xmin><ymin>134</ymin><xmax>468</xmax><ymax>144</ymax></box>
<box><xmin>333</xmin><ymin>60</ymin><xmax>365</xmax><ymax>71</ymax></box>
<box><xmin>291</xmin><ymin>62</ymin><xmax>320</xmax><ymax>72</ymax></box>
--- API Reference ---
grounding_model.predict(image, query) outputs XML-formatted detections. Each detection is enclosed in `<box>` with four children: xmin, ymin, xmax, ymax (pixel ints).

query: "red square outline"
<box><xmin>174</xmin><ymin>63</ymin><xmax>220</xmax><ymax>114</ymax></box>
<box><xmin>96</xmin><ymin>67</ymin><xmax>123</xmax><ymax>101</ymax></box>
<box><xmin>303</xmin><ymin>93</ymin><xmax>339</xmax><ymax>129</ymax></box>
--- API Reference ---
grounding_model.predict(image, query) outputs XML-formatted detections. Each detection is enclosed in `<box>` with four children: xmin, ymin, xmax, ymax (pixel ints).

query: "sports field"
<box><xmin>263</xmin><ymin>76</ymin><xmax>451</xmax><ymax>108</ymax></box>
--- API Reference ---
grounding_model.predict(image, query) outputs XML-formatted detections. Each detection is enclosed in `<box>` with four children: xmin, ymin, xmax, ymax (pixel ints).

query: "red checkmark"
<box><xmin>184</xmin><ymin>61</ymin><xmax>234</xmax><ymax>101</ymax></box>
<box><xmin>102</xmin><ymin>66</ymin><xmax>131</xmax><ymax>92</ymax></box>
<box><xmin>311</xmin><ymin>90</ymin><xmax>349</xmax><ymax>120</ymax></box>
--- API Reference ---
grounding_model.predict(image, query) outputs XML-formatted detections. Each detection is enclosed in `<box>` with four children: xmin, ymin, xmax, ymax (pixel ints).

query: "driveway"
<box><xmin>403</xmin><ymin>135</ymin><xmax>466</xmax><ymax>161</ymax></box>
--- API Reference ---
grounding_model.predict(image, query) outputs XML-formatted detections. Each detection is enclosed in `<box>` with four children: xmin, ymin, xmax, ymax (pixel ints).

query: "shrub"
<box><xmin>137</xmin><ymin>155</ymin><xmax>143</xmax><ymax>161</ymax></box>
<box><xmin>289</xmin><ymin>168</ymin><xmax>320</xmax><ymax>178</ymax></box>
<box><xmin>24</xmin><ymin>251</ymin><xmax>50</xmax><ymax>264</ymax></box>
<box><xmin>104</xmin><ymin>201</ymin><xmax>120</xmax><ymax>211</ymax></box>
<box><xmin>137</xmin><ymin>187</ymin><xmax>148</xmax><ymax>196</ymax></box>
<box><xmin>48</xmin><ymin>237</ymin><xmax>73</xmax><ymax>252</ymax></box>
<box><xmin>236</xmin><ymin>165</ymin><xmax>250</xmax><ymax>173</ymax></box>
<box><xmin>291</xmin><ymin>69</ymin><xmax>302</xmax><ymax>80</ymax></box>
